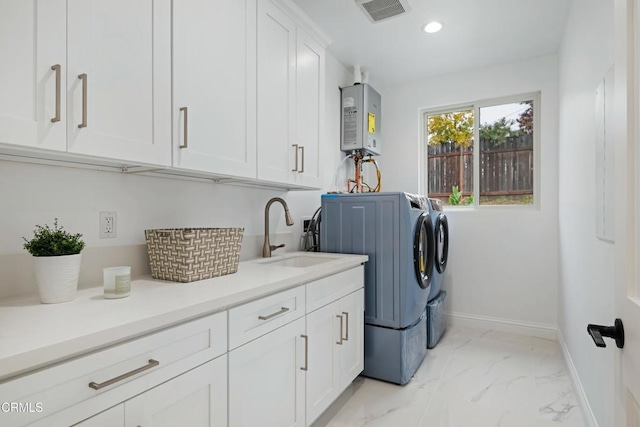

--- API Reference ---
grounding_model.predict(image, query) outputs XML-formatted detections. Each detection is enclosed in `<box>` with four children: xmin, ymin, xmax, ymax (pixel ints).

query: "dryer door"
<box><xmin>435</xmin><ymin>213</ymin><xmax>449</xmax><ymax>274</ymax></box>
<box><xmin>414</xmin><ymin>212</ymin><xmax>435</xmax><ymax>289</ymax></box>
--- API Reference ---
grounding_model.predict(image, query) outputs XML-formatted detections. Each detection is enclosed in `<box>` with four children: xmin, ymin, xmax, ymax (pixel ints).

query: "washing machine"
<box><xmin>321</xmin><ymin>192</ymin><xmax>435</xmax><ymax>384</ymax></box>
<box><xmin>426</xmin><ymin>198</ymin><xmax>449</xmax><ymax>348</ymax></box>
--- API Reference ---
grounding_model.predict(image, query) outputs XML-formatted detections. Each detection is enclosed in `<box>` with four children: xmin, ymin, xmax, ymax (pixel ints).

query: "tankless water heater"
<box><xmin>341</xmin><ymin>83</ymin><xmax>382</xmax><ymax>155</ymax></box>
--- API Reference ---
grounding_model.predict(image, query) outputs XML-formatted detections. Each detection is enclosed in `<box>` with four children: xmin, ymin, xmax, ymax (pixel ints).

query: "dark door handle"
<box><xmin>587</xmin><ymin>318</ymin><xmax>624</xmax><ymax>349</ymax></box>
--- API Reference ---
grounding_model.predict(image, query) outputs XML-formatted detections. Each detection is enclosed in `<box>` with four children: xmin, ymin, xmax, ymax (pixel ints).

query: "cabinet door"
<box><xmin>339</xmin><ymin>289</ymin><xmax>364</xmax><ymax>388</ymax></box>
<box><xmin>305</xmin><ymin>301</ymin><xmax>341</xmax><ymax>426</ymax></box>
<box><xmin>172</xmin><ymin>0</ymin><xmax>257</xmax><ymax>177</ymax></box>
<box><xmin>66</xmin><ymin>0</ymin><xmax>171</xmax><ymax>165</ymax></box>
<box><xmin>295</xmin><ymin>28</ymin><xmax>324</xmax><ymax>188</ymax></box>
<box><xmin>74</xmin><ymin>405</ymin><xmax>124</xmax><ymax>427</ymax></box>
<box><xmin>125</xmin><ymin>355</ymin><xmax>227</xmax><ymax>427</ymax></box>
<box><xmin>0</xmin><ymin>0</ymin><xmax>66</xmax><ymax>151</ymax></box>
<box><xmin>256</xmin><ymin>0</ymin><xmax>297</xmax><ymax>185</ymax></box>
<box><xmin>229</xmin><ymin>317</ymin><xmax>305</xmax><ymax>427</ymax></box>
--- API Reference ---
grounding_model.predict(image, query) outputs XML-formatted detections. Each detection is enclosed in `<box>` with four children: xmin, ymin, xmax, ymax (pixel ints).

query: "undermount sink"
<box><xmin>261</xmin><ymin>255</ymin><xmax>337</xmax><ymax>268</ymax></box>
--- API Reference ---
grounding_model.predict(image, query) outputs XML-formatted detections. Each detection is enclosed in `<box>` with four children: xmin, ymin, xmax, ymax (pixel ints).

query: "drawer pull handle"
<box><xmin>179</xmin><ymin>106</ymin><xmax>188</xmax><ymax>148</ymax></box>
<box><xmin>51</xmin><ymin>64</ymin><xmax>61</xmax><ymax>123</ymax></box>
<box><xmin>342</xmin><ymin>311</ymin><xmax>349</xmax><ymax>341</ymax></box>
<box><xmin>298</xmin><ymin>145</ymin><xmax>305</xmax><ymax>173</ymax></box>
<box><xmin>291</xmin><ymin>144</ymin><xmax>299</xmax><ymax>172</ymax></box>
<box><xmin>88</xmin><ymin>359</ymin><xmax>159</xmax><ymax>390</ymax></box>
<box><xmin>336</xmin><ymin>314</ymin><xmax>344</xmax><ymax>345</ymax></box>
<box><xmin>258</xmin><ymin>306</ymin><xmax>289</xmax><ymax>321</ymax></box>
<box><xmin>78</xmin><ymin>73</ymin><xmax>87</xmax><ymax>128</ymax></box>
<box><xmin>301</xmin><ymin>334</ymin><xmax>308</xmax><ymax>371</ymax></box>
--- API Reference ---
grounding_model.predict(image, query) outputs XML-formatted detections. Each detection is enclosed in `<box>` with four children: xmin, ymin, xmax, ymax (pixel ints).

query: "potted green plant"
<box><xmin>23</xmin><ymin>218</ymin><xmax>85</xmax><ymax>304</ymax></box>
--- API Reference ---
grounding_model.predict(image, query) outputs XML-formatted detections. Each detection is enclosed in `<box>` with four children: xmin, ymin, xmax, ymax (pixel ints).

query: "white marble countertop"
<box><xmin>0</xmin><ymin>252</ymin><xmax>367</xmax><ymax>382</ymax></box>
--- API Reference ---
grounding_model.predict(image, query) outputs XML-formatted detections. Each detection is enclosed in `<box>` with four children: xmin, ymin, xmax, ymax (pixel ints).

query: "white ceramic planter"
<box><xmin>34</xmin><ymin>254</ymin><xmax>82</xmax><ymax>304</ymax></box>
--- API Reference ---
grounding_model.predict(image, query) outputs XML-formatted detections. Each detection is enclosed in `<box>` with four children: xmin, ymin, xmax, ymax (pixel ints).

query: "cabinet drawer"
<box><xmin>228</xmin><ymin>286</ymin><xmax>305</xmax><ymax>350</ymax></box>
<box><xmin>0</xmin><ymin>311</ymin><xmax>226</xmax><ymax>427</ymax></box>
<box><xmin>306</xmin><ymin>266</ymin><xmax>364</xmax><ymax>313</ymax></box>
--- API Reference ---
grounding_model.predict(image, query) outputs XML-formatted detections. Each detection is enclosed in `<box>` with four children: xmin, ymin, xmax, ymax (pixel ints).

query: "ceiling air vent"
<box><xmin>356</xmin><ymin>0</ymin><xmax>410</xmax><ymax>23</ymax></box>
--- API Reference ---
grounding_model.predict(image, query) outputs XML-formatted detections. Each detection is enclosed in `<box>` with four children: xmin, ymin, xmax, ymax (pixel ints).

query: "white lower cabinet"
<box><xmin>338</xmin><ymin>289</ymin><xmax>365</xmax><ymax>389</ymax></box>
<box><xmin>229</xmin><ymin>317</ymin><xmax>306</xmax><ymax>427</ymax></box>
<box><xmin>305</xmin><ymin>288</ymin><xmax>364</xmax><ymax>425</ymax></box>
<box><xmin>125</xmin><ymin>355</ymin><xmax>227</xmax><ymax>427</ymax></box>
<box><xmin>305</xmin><ymin>301</ymin><xmax>341</xmax><ymax>424</ymax></box>
<box><xmin>73</xmin><ymin>356</ymin><xmax>227</xmax><ymax>427</ymax></box>
<box><xmin>73</xmin><ymin>405</ymin><xmax>124</xmax><ymax>427</ymax></box>
<box><xmin>3</xmin><ymin>266</ymin><xmax>364</xmax><ymax>427</ymax></box>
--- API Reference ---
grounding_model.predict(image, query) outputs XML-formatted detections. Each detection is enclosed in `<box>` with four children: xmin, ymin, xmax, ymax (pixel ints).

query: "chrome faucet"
<box><xmin>263</xmin><ymin>197</ymin><xmax>294</xmax><ymax>257</ymax></box>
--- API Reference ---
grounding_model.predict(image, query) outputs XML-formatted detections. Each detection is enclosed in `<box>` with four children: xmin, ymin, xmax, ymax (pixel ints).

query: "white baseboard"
<box><xmin>447</xmin><ymin>311</ymin><xmax>558</xmax><ymax>340</ymax></box>
<box><xmin>557</xmin><ymin>329</ymin><xmax>599</xmax><ymax>427</ymax></box>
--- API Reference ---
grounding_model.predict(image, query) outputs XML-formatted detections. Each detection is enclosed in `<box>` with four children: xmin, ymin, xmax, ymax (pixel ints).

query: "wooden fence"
<box><xmin>427</xmin><ymin>134</ymin><xmax>533</xmax><ymax>197</ymax></box>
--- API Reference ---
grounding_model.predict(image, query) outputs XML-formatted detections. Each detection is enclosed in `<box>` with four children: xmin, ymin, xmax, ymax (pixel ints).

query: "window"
<box><xmin>423</xmin><ymin>93</ymin><xmax>539</xmax><ymax>207</ymax></box>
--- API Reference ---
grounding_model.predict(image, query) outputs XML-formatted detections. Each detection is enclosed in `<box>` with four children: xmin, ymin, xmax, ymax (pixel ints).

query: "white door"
<box><xmin>66</xmin><ymin>0</ymin><xmax>171</xmax><ymax>165</ymax></box>
<box><xmin>125</xmin><ymin>355</ymin><xmax>227</xmax><ymax>427</ymax></box>
<box><xmin>74</xmin><ymin>405</ymin><xmax>124</xmax><ymax>427</ymax></box>
<box><xmin>256</xmin><ymin>0</ymin><xmax>297</xmax><ymax>185</ymax></box>
<box><xmin>172</xmin><ymin>0</ymin><xmax>257</xmax><ymax>178</ymax></box>
<box><xmin>229</xmin><ymin>317</ymin><xmax>306</xmax><ymax>427</ymax></box>
<box><xmin>338</xmin><ymin>289</ymin><xmax>364</xmax><ymax>388</ymax></box>
<box><xmin>614</xmin><ymin>0</ymin><xmax>640</xmax><ymax>424</ymax></box>
<box><xmin>295</xmin><ymin>28</ymin><xmax>324</xmax><ymax>188</ymax></box>
<box><xmin>306</xmin><ymin>301</ymin><xmax>340</xmax><ymax>425</ymax></box>
<box><xmin>0</xmin><ymin>0</ymin><xmax>66</xmax><ymax>151</ymax></box>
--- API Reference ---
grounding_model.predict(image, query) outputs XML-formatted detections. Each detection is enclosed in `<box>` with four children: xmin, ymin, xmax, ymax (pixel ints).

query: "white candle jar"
<box><xmin>103</xmin><ymin>266</ymin><xmax>131</xmax><ymax>299</ymax></box>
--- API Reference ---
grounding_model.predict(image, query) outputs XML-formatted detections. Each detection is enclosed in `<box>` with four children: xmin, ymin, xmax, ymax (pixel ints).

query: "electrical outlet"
<box><xmin>302</xmin><ymin>217</ymin><xmax>312</xmax><ymax>233</ymax></box>
<box><xmin>99</xmin><ymin>211</ymin><xmax>117</xmax><ymax>239</ymax></box>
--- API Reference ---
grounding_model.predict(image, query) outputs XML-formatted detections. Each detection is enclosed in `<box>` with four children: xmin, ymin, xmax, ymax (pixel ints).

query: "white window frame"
<box><xmin>419</xmin><ymin>92</ymin><xmax>541</xmax><ymax>210</ymax></box>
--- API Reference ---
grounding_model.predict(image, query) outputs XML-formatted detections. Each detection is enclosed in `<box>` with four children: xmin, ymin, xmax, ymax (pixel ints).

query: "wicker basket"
<box><xmin>145</xmin><ymin>228</ymin><xmax>244</xmax><ymax>283</ymax></box>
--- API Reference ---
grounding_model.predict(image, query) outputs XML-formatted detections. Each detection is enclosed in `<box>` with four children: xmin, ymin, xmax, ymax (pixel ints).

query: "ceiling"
<box><xmin>293</xmin><ymin>0</ymin><xmax>572</xmax><ymax>87</ymax></box>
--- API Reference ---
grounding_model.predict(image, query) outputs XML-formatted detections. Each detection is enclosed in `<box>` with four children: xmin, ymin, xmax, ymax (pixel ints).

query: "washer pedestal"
<box><xmin>363</xmin><ymin>312</ymin><xmax>427</xmax><ymax>385</ymax></box>
<box><xmin>427</xmin><ymin>291</ymin><xmax>448</xmax><ymax>349</ymax></box>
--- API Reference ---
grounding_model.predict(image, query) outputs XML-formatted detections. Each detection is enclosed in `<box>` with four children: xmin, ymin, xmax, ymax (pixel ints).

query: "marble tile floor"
<box><xmin>316</xmin><ymin>325</ymin><xmax>585</xmax><ymax>427</ymax></box>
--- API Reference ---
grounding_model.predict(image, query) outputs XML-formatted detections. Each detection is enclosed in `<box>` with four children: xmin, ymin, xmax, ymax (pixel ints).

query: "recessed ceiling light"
<box><xmin>423</xmin><ymin>22</ymin><xmax>443</xmax><ymax>33</ymax></box>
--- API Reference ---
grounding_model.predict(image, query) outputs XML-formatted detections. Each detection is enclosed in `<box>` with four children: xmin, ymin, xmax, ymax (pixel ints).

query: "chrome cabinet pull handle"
<box><xmin>342</xmin><ymin>311</ymin><xmax>349</xmax><ymax>341</ymax></box>
<box><xmin>258</xmin><ymin>306</ymin><xmax>289</xmax><ymax>321</ymax></box>
<box><xmin>77</xmin><ymin>73</ymin><xmax>87</xmax><ymax>128</ymax></box>
<box><xmin>336</xmin><ymin>314</ymin><xmax>344</xmax><ymax>345</ymax></box>
<box><xmin>51</xmin><ymin>65</ymin><xmax>61</xmax><ymax>123</ymax></box>
<box><xmin>179</xmin><ymin>107</ymin><xmax>188</xmax><ymax>148</ymax></box>
<box><xmin>298</xmin><ymin>146</ymin><xmax>305</xmax><ymax>173</ymax></box>
<box><xmin>291</xmin><ymin>144</ymin><xmax>299</xmax><ymax>171</ymax></box>
<box><xmin>88</xmin><ymin>359</ymin><xmax>159</xmax><ymax>390</ymax></box>
<box><xmin>301</xmin><ymin>334</ymin><xmax>308</xmax><ymax>371</ymax></box>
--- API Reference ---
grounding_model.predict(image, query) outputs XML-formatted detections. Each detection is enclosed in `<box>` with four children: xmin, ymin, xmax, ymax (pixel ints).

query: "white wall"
<box><xmin>558</xmin><ymin>0</ymin><xmax>615</xmax><ymax>425</ymax></box>
<box><xmin>0</xmin><ymin>53</ymin><xmax>352</xmax><ymax>299</ymax></box>
<box><xmin>380</xmin><ymin>55</ymin><xmax>560</xmax><ymax>328</ymax></box>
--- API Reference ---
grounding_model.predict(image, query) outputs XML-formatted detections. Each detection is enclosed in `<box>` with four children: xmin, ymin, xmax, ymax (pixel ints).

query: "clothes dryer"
<box><xmin>427</xmin><ymin>198</ymin><xmax>449</xmax><ymax>301</ymax></box>
<box><xmin>321</xmin><ymin>192</ymin><xmax>435</xmax><ymax>384</ymax></box>
<box><xmin>426</xmin><ymin>198</ymin><xmax>449</xmax><ymax>348</ymax></box>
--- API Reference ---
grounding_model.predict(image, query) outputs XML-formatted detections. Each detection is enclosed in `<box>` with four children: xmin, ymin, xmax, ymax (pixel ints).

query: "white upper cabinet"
<box><xmin>172</xmin><ymin>0</ymin><xmax>257</xmax><ymax>178</ymax></box>
<box><xmin>0</xmin><ymin>0</ymin><xmax>326</xmax><ymax>188</ymax></box>
<box><xmin>66</xmin><ymin>0</ymin><xmax>171</xmax><ymax>166</ymax></box>
<box><xmin>256</xmin><ymin>0</ymin><xmax>298</xmax><ymax>185</ymax></box>
<box><xmin>0</xmin><ymin>0</ymin><xmax>66</xmax><ymax>151</ymax></box>
<box><xmin>295</xmin><ymin>28</ymin><xmax>324</xmax><ymax>188</ymax></box>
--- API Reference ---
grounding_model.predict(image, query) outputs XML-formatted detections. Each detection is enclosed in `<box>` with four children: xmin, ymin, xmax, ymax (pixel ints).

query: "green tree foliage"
<box><xmin>428</xmin><ymin>110</ymin><xmax>474</xmax><ymax>148</ymax></box>
<box><xmin>479</xmin><ymin>117</ymin><xmax>523</xmax><ymax>145</ymax></box>
<box><xmin>517</xmin><ymin>100</ymin><xmax>533</xmax><ymax>134</ymax></box>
